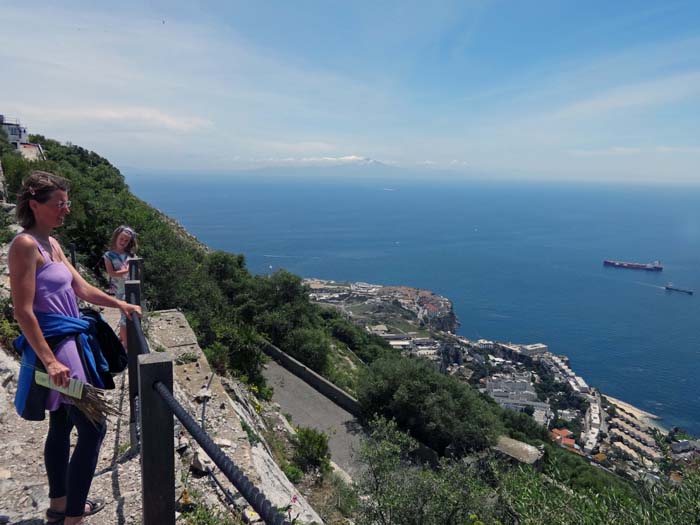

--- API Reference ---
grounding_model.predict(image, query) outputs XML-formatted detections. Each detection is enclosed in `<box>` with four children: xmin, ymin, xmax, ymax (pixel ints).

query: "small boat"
<box><xmin>664</xmin><ymin>283</ymin><xmax>693</xmax><ymax>295</ymax></box>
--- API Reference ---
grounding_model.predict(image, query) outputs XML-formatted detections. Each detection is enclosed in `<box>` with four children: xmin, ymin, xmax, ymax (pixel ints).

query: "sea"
<box><xmin>125</xmin><ymin>172</ymin><xmax>700</xmax><ymax>435</ymax></box>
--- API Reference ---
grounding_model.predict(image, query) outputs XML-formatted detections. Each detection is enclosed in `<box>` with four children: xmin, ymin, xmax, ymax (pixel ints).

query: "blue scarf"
<box><xmin>14</xmin><ymin>312</ymin><xmax>108</xmax><ymax>421</ymax></box>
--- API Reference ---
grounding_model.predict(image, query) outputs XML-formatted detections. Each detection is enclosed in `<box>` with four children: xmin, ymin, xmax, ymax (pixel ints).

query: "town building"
<box><xmin>520</xmin><ymin>343</ymin><xmax>548</xmax><ymax>357</ymax></box>
<box><xmin>0</xmin><ymin>115</ymin><xmax>45</xmax><ymax>161</ymax></box>
<box><xmin>476</xmin><ymin>339</ymin><xmax>494</xmax><ymax>350</ymax></box>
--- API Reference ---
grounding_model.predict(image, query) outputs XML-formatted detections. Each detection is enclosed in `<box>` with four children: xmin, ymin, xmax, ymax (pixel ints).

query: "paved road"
<box><xmin>263</xmin><ymin>360</ymin><xmax>365</xmax><ymax>478</ymax></box>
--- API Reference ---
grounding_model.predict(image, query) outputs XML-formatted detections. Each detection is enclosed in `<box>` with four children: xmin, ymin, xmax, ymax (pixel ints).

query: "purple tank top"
<box><xmin>28</xmin><ymin>235</ymin><xmax>80</xmax><ymax>318</ymax></box>
<box><xmin>15</xmin><ymin>234</ymin><xmax>86</xmax><ymax>410</ymax></box>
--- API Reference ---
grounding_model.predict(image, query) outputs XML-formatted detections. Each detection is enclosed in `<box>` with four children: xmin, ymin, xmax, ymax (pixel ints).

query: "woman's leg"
<box><xmin>45</xmin><ymin>406</ymin><xmax>73</xmax><ymax>517</ymax></box>
<box><xmin>64</xmin><ymin>405</ymin><xmax>107</xmax><ymax>520</ymax></box>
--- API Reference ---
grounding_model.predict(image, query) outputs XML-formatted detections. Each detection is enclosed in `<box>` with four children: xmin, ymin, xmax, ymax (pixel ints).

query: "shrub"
<box><xmin>293</xmin><ymin>426</ymin><xmax>331</xmax><ymax>474</ymax></box>
<box><xmin>282</xmin><ymin>461</ymin><xmax>303</xmax><ymax>484</ymax></box>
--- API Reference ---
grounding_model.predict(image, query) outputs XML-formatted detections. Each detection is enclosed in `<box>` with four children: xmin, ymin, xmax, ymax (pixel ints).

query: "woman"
<box><xmin>103</xmin><ymin>225</ymin><xmax>138</xmax><ymax>346</ymax></box>
<box><xmin>9</xmin><ymin>171</ymin><xmax>141</xmax><ymax>525</ymax></box>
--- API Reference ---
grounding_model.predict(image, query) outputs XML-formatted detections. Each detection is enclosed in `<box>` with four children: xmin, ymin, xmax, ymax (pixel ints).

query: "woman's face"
<box><xmin>31</xmin><ymin>190</ymin><xmax>71</xmax><ymax>229</ymax></box>
<box><xmin>116</xmin><ymin>231</ymin><xmax>132</xmax><ymax>251</ymax></box>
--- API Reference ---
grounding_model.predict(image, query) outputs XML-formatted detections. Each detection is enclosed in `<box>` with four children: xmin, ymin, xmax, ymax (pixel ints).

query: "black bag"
<box><xmin>80</xmin><ymin>308</ymin><xmax>128</xmax><ymax>374</ymax></box>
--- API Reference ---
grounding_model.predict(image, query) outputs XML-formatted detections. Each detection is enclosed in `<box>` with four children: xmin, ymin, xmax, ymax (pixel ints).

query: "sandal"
<box><xmin>84</xmin><ymin>497</ymin><xmax>105</xmax><ymax>516</ymax></box>
<box><xmin>46</xmin><ymin>497</ymin><xmax>104</xmax><ymax>522</ymax></box>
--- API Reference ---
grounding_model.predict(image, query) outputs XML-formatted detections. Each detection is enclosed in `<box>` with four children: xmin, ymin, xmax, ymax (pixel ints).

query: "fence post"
<box><xmin>138</xmin><ymin>353</ymin><xmax>175</xmax><ymax>525</ymax></box>
<box><xmin>126</xmin><ymin>279</ymin><xmax>142</xmax><ymax>448</ymax></box>
<box><xmin>128</xmin><ymin>256</ymin><xmax>143</xmax><ymax>281</ymax></box>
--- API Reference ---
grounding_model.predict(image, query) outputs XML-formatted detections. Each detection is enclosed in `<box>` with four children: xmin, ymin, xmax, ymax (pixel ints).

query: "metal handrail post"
<box><xmin>125</xmin><ymin>279</ymin><xmax>142</xmax><ymax>448</ymax></box>
<box><xmin>138</xmin><ymin>353</ymin><xmax>175</xmax><ymax>525</ymax></box>
<box><xmin>128</xmin><ymin>256</ymin><xmax>143</xmax><ymax>281</ymax></box>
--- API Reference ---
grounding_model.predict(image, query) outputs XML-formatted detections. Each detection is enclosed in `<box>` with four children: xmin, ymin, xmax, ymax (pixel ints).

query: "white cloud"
<box><xmin>654</xmin><ymin>146</ymin><xmax>700</xmax><ymax>154</ymax></box>
<box><xmin>568</xmin><ymin>145</ymin><xmax>700</xmax><ymax>158</ymax></box>
<box><xmin>554</xmin><ymin>71</ymin><xmax>700</xmax><ymax>119</ymax></box>
<box><xmin>14</xmin><ymin>105</ymin><xmax>211</xmax><ymax>133</ymax></box>
<box><xmin>568</xmin><ymin>147</ymin><xmax>643</xmax><ymax>157</ymax></box>
<box><xmin>249</xmin><ymin>155</ymin><xmax>381</xmax><ymax>166</ymax></box>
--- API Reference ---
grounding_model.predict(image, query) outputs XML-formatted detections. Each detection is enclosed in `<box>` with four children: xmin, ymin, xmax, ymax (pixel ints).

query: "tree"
<box><xmin>357</xmin><ymin>357</ymin><xmax>502</xmax><ymax>455</ymax></box>
<box><xmin>355</xmin><ymin>418</ymin><xmax>498</xmax><ymax>525</ymax></box>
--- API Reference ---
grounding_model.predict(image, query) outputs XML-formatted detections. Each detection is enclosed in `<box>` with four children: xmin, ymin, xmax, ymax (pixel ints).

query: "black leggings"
<box><xmin>45</xmin><ymin>404</ymin><xmax>107</xmax><ymax>517</ymax></box>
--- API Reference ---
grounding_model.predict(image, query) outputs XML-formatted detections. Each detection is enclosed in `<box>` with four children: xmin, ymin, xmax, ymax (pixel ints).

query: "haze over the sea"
<box><xmin>127</xmin><ymin>172</ymin><xmax>700</xmax><ymax>435</ymax></box>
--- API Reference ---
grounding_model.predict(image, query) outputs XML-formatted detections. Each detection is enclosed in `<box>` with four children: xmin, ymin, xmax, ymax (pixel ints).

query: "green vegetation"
<box><xmin>239</xmin><ymin>419</ymin><xmax>260</xmax><ymax>446</ymax></box>
<box><xmin>0</xmin><ymin>297</ymin><xmax>20</xmax><ymax>351</ymax></box>
<box><xmin>0</xmin><ymin>208</ymin><xmax>14</xmax><ymax>244</ymax></box>
<box><xmin>293</xmin><ymin>426</ymin><xmax>331</xmax><ymax>474</ymax></box>
<box><xmin>358</xmin><ymin>356</ymin><xmax>502</xmax><ymax>455</ymax></box>
<box><xmin>356</xmin><ymin>418</ymin><xmax>503</xmax><ymax>525</ymax></box>
<box><xmin>357</xmin><ymin>417</ymin><xmax>700</xmax><ymax>525</ymax></box>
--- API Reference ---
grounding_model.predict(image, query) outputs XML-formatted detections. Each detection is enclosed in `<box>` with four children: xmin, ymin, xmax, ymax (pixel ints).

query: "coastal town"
<box><xmin>305</xmin><ymin>277</ymin><xmax>700</xmax><ymax>483</ymax></box>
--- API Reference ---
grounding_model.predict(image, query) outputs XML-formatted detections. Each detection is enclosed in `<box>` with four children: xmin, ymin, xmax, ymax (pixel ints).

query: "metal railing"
<box><xmin>124</xmin><ymin>259</ymin><xmax>292</xmax><ymax>525</ymax></box>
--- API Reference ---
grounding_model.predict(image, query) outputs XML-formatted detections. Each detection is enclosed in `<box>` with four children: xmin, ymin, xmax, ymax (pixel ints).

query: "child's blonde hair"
<box><xmin>109</xmin><ymin>225</ymin><xmax>138</xmax><ymax>254</ymax></box>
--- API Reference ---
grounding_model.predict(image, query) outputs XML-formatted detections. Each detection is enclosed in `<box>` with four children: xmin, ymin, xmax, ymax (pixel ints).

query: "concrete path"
<box><xmin>263</xmin><ymin>360</ymin><xmax>365</xmax><ymax>479</ymax></box>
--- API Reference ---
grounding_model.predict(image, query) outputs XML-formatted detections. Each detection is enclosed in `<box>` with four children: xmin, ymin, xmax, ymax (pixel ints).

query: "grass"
<box><xmin>175</xmin><ymin>351</ymin><xmax>199</xmax><ymax>364</ymax></box>
<box><xmin>240</xmin><ymin>418</ymin><xmax>260</xmax><ymax>446</ymax></box>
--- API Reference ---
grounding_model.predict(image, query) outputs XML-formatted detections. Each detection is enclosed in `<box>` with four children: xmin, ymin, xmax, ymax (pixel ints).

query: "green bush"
<box><xmin>282</xmin><ymin>461</ymin><xmax>303</xmax><ymax>484</ymax></box>
<box><xmin>0</xmin><ymin>210</ymin><xmax>14</xmax><ymax>244</ymax></box>
<box><xmin>0</xmin><ymin>298</ymin><xmax>19</xmax><ymax>350</ymax></box>
<box><xmin>293</xmin><ymin>426</ymin><xmax>331</xmax><ymax>474</ymax></box>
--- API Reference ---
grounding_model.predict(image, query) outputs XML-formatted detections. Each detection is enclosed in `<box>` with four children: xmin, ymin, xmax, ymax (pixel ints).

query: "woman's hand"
<box><xmin>46</xmin><ymin>360</ymin><xmax>71</xmax><ymax>388</ymax></box>
<box><xmin>119</xmin><ymin>301</ymin><xmax>142</xmax><ymax>322</ymax></box>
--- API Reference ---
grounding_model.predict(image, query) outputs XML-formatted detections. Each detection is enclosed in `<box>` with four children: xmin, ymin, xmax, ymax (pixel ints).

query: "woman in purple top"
<box><xmin>9</xmin><ymin>171</ymin><xmax>141</xmax><ymax>525</ymax></box>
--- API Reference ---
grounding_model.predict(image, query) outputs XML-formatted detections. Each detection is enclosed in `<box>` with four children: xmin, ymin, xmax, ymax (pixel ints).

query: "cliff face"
<box><xmin>427</xmin><ymin>307</ymin><xmax>459</xmax><ymax>334</ymax></box>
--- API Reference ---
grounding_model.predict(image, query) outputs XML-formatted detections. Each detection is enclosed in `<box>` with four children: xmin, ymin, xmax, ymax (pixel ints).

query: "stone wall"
<box><xmin>262</xmin><ymin>341</ymin><xmax>362</xmax><ymax>418</ymax></box>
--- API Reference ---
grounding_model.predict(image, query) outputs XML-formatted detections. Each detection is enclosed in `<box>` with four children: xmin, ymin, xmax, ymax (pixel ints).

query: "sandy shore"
<box><xmin>603</xmin><ymin>394</ymin><xmax>667</xmax><ymax>432</ymax></box>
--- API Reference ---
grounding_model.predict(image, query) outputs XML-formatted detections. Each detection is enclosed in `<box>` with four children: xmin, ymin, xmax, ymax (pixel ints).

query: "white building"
<box><xmin>477</xmin><ymin>339</ymin><xmax>494</xmax><ymax>350</ymax></box>
<box><xmin>568</xmin><ymin>375</ymin><xmax>590</xmax><ymax>394</ymax></box>
<box><xmin>1</xmin><ymin>115</ymin><xmax>45</xmax><ymax>161</ymax></box>
<box><xmin>520</xmin><ymin>343</ymin><xmax>548</xmax><ymax>357</ymax></box>
<box><xmin>0</xmin><ymin>115</ymin><xmax>29</xmax><ymax>144</ymax></box>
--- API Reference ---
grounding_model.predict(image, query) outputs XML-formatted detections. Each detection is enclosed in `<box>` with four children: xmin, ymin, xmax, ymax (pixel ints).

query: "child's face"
<box><xmin>116</xmin><ymin>232</ymin><xmax>132</xmax><ymax>251</ymax></box>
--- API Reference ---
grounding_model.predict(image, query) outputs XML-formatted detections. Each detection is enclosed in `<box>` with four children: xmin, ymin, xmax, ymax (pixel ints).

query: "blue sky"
<box><xmin>1</xmin><ymin>1</ymin><xmax>699</xmax><ymax>183</ymax></box>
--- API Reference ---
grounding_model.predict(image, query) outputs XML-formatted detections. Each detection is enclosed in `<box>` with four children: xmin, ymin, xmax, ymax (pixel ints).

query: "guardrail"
<box><xmin>124</xmin><ymin>259</ymin><xmax>292</xmax><ymax>525</ymax></box>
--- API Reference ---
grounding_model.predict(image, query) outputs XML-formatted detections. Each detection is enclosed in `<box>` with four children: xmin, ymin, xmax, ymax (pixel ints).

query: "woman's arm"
<box><xmin>104</xmin><ymin>256</ymin><xmax>129</xmax><ymax>279</ymax></box>
<box><xmin>9</xmin><ymin>236</ymin><xmax>72</xmax><ymax>388</ymax></box>
<box><xmin>52</xmin><ymin>239</ymin><xmax>142</xmax><ymax>319</ymax></box>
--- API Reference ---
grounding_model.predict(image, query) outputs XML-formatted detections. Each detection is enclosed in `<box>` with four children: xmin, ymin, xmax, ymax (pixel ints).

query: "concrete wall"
<box><xmin>261</xmin><ymin>341</ymin><xmax>363</xmax><ymax>418</ymax></box>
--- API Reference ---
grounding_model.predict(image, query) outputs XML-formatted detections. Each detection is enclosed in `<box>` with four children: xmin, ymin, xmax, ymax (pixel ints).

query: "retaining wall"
<box><xmin>262</xmin><ymin>342</ymin><xmax>362</xmax><ymax>418</ymax></box>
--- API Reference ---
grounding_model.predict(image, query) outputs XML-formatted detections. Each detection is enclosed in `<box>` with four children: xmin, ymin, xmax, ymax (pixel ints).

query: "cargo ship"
<box><xmin>603</xmin><ymin>260</ymin><xmax>663</xmax><ymax>271</ymax></box>
<box><xmin>664</xmin><ymin>283</ymin><xmax>693</xmax><ymax>295</ymax></box>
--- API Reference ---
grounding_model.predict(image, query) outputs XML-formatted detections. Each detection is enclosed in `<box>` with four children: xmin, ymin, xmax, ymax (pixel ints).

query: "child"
<box><xmin>103</xmin><ymin>225</ymin><xmax>138</xmax><ymax>345</ymax></box>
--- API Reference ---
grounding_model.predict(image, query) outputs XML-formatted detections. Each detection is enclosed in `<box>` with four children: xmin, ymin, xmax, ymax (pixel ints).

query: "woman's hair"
<box><xmin>109</xmin><ymin>225</ymin><xmax>138</xmax><ymax>254</ymax></box>
<box><xmin>16</xmin><ymin>171</ymin><xmax>70</xmax><ymax>229</ymax></box>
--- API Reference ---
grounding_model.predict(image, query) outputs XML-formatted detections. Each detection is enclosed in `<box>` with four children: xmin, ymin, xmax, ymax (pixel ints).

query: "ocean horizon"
<box><xmin>125</xmin><ymin>172</ymin><xmax>700</xmax><ymax>435</ymax></box>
